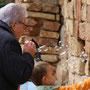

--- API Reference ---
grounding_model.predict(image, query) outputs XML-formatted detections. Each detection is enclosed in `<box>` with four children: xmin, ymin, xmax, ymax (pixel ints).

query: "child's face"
<box><xmin>42</xmin><ymin>65</ymin><xmax>56</xmax><ymax>85</ymax></box>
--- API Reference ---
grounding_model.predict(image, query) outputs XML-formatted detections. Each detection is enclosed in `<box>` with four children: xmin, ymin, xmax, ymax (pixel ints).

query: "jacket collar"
<box><xmin>0</xmin><ymin>20</ymin><xmax>13</xmax><ymax>35</ymax></box>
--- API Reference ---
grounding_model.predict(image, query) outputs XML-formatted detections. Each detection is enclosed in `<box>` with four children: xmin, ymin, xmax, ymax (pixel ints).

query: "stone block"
<box><xmin>67</xmin><ymin>0</ymin><xmax>74</xmax><ymax>19</ymax></box>
<box><xmin>76</xmin><ymin>0</ymin><xmax>82</xmax><ymax>21</ymax></box>
<box><xmin>81</xmin><ymin>4</ymin><xmax>87</xmax><ymax>21</ymax></box>
<box><xmin>56</xmin><ymin>14</ymin><xmax>60</xmax><ymax>21</ymax></box>
<box><xmin>68</xmin><ymin>72</ymin><xmax>88</xmax><ymax>85</ymax></box>
<box><xmin>39</xmin><ymin>38</ymin><xmax>58</xmax><ymax>46</ymax></box>
<box><xmin>73</xmin><ymin>20</ymin><xmax>79</xmax><ymax>39</ymax></box>
<box><xmin>68</xmin><ymin>72</ymin><xmax>75</xmax><ymax>85</ymax></box>
<box><xmin>24</xmin><ymin>18</ymin><xmax>38</xmax><ymax>27</ymax></box>
<box><xmin>42</xmin><ymin>4</ymin><xmax>59</xmax><ymax>13</ymax></box>
<box><xmin>56</xmin><ymin>64</ymin><xmax>68</xmax><ymax>85</ymax></box>
<box><xmin>87</xmin><ymin>0</ymin><xmax>90</xmax><ymax>5</ymax></box>
<box><xmin>85</xmin><ymin>60</ymin><xmax>90</xmax><ymax>76</ymax></box>
<box><xmin>27</xmin><ymin>3</ymin><xmax>42</xmax><ymax>11</ymax></box>
<box><xmin>73</xmin><ymin>0</ymin><xmax>77</xmax><ymax>19</ymax></box>
<box><xmin>40</xmin><ymin>46</ymin><xmax>60</xmax><ymax>55</ymax></box>
<box><xmin>82</xmin><ymin>0</ymin><xmax>87</xmax><ymax>4</ymax></box>
<box><xmin>40</xmin><ymin>30</ymin><xmax>59</xmax><ymax>39</ymax></box>
<box><xmin>41</xmin><ymin>0</ymin><xmax>59</xmax><ymax>5</ymax></box>
<box><xmin>23</xmin><ymin>37</ymin><xmax>58</xmax><ymax>46</ymax></box>
<box><xmin>66</xmin><ymin>19</ymin><xmax>73</xmax><ymax>36</ymax></box>
<box><xmin>28</xmin><ymin>11</ymin><xmax>55</xmax><ymax>20</ymax></box>
<box><xmin>74</xmin><ymin>74</ymin><xmax>88</xmax><ymax>84</ymax></box>
<box><xmin>85</xmin><ymin>23</ymin><xmax>90</xmax><ymax>41</ymax></box>
<box><xmin>68</xmin><ymin>37</ymin><xmax>84</xmax><ymax>56</ymax></box>
<box><xmin>85</xmin><ymin>41</ymin><xmax>90</xmax><ymax>54</ymax></box>
<box><xmin>87</xmin><ymin>6</ymin><xmax>90</xmax><ymax>23</ymax></box>
<box><xmin>41</xmin><ymin>55</ymin><xmax>58</xmax><ymax>62</ymax></box>
<box><xmin>68</xmin><ymin>56</ymin><xmax>85</xmax><ymax>75</ymax></box>
<box><xmin>59</xmin><ymin>0</ymin><xmax>64</xmax><ymax>6</ymax></box>
<box><xmin>43</xmin><ymin>21</ymin><xmax>60</xmax><ymax>31</ymax></box>
<box><xmin>79</xmin><ymin>22</ymin><xmax>86</xmax><ymax>40</ymax></box>
<box><xmin>63</xmin><ymin>0</ymin><xmax>68</xmax><ymax>19</ymax></box>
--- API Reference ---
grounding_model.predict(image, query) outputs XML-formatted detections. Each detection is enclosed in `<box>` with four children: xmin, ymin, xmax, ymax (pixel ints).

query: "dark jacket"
<box><xmin>0</xmin><ymin>20</ymin><xmax>34</xmax><ymax>90</ymax></box>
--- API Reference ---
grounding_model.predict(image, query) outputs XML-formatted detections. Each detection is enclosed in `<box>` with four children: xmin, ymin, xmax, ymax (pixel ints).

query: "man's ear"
<box><xmin>11</xmin><ymin>21</ymin><xmax>17</xmax><ymax>32</ymax></box>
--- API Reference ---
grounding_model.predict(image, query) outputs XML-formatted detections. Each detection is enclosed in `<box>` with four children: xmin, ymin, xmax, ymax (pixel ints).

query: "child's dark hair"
<box><xmin>30</xmin><ymin>61</ymin><xmax>50</xmax><ymax>86</ymax></box>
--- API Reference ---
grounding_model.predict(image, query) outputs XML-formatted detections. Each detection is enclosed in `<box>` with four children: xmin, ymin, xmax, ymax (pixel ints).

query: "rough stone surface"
<box><xmin>41</xmin><ymin>55</ymin><xmax>58</xmax><ymax>62</ymax></box>
<box><xmin>68</xmin><ymin>37</ymin><xmax>84</xmax><ymax>56</ymax></box>
<box><xmin>79</xmin><ymin>22</ymin><xmax>86</xmax><ymax>40</ymax></box>
<box><xmin>40</xmin><ymin>30</ymin><xmax>59</xmax><ymax>39</ymax></box>
<box><xmin>43</xmin><ymin>21</ymin><xmax>60</xmax><ymax>31</ymax></box>
<box><xmin>28</xmin><ymin>11</ymin><xmax>55</xmax><ymax>20</ymax></box>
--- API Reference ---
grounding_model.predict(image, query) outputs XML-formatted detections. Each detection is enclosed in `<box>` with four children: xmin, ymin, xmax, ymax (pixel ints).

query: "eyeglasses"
<box><xmin>19</xmin><ymin>21</ymin><xmax>31</xmax><ymax>28</ymax></box>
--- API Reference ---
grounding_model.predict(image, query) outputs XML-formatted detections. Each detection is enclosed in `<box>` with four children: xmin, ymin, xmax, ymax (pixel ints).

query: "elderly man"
<box><xmin>0</xmin><ymin>3</ymin><xmax>36</xmax><ymax>90</ymax></box>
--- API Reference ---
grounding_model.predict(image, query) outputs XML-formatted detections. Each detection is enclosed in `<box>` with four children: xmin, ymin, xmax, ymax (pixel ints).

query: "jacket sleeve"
<box><xmin>1</xmin><ymin>38</ymin><xmax>34</xmax><ymax>84</ymax></box>
<box><xmin>57</xmin><ymin>78</ymin><xmax>90</xmax><ymax>90</ymax></box>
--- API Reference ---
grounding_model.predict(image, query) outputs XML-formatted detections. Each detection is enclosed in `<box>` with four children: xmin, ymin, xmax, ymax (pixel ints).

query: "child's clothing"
<box><xmin>37</xmin><ymin>78</ymin><xmax>90</xmax><ymax>90</ymax></box>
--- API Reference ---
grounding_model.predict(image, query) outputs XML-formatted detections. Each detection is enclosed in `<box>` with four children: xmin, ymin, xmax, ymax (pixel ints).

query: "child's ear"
<box><xmin>42</xmin><ymin>75</ymin><xmax>48</xmax><ymax>84</ymax></box>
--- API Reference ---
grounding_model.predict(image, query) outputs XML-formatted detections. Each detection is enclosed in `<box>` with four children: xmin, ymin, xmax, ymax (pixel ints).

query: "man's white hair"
<box><xmin>0</xmin><ymin>3</ymin><xmax>28</xmax><ymax>27</ymax></box>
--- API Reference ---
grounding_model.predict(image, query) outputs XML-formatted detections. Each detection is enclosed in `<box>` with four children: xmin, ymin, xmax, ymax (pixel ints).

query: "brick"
<box><xmin>39</xmin><ymin>38</ymin><xmax>58</xmax><ymax>46</ymax></box>
<box><xmin>27</xmin><ymin>3</ymin><xmax>42</xmax><ymax>11</ymax></box>
<box><xmin>76</xmin><ymin>0</ymin><xmax>82</xmax><ymax>21</ymax></box>
<box><xmin>40</xmin><ymin>30</ymin><xmax>59</xmax><ymax>39</ymax></box>
<box><xmin>41</xmin><ymin>55</ymin><xmax>58</xmax><ymax>62</ymax></box>
<box><xmin>40</xmin><ymin>46</ymin><xmax>60</xmax><ymax>55</ymax></box>
<box><xmin>43</xmin><ymin>21</ymin><xmax>60</xmax><ymax>31</ymax></box>
<box><xmin>87</xmin><ymin>6</ymin><xmax>90</xmax><ymax>23</ymax></box>
<box><xmin>28</xmin><ymin>11</ymin><xmax>55</xmax><ymax>20</ymax></box>
<box><xmin>42</xmin><ymin>4</ymin><xmax>59</xmax><ymax>14</ymax></box>
<box><xmin>56</xmin><ymin>14</ymin><xmax>60</xmax><ymax>21</ymax></box>
<box><xmin>24</xmin><ymin>18</ymin><xmax>38</xmax><ymax>26</ymax></box>
<box><xmin>69</xmin><ymin>37</ymin><xmax>84</xmax><ymax>56</ymax></box>
<box><xmin>24</xmin><ymin>37</ymin><xmax>58</xmax><ymax>46</ymax></box>
<box><xmin>81</xmin><ymin>4</ymin><xmax>87</xmax><ymax>21</ymax></box>
<box><xmin>79</xmin><ymin>22</ymin><xmax>86</xmax><ymax>40</ymax></box>
<box><xmin>73</xmin><ymin>20</ymin><xmax>79</xmax><ymax>40</ymax></box>
<box><xmin>85</xmin><ymin>41</ymin><xmax>90</xmax><ymax>54</ymax></box>
<box><xmin>41</xmin><ymin>0</ymin><xmax>58</xmax><ymax>5</ymax></box>
<box><xmin>85</xmin><ymin>23</ymin><xmax>90</xmax><ymax>41</ymax></box>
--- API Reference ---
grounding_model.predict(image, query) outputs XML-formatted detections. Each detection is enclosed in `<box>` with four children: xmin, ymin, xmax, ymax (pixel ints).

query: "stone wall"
<box><xmin>16</xmin><ymin>0</ymin><xmax>61</xmax><ymax>63</ymax></box>
<box><xmin>58</xmin><ymin>0</ymin><xmax>90</xmax><ymax>85</ymax></box>
<box><xmin>15</xmin><ymin>0</ymin><xmax>90</xmax><ymax>86</ymax></box>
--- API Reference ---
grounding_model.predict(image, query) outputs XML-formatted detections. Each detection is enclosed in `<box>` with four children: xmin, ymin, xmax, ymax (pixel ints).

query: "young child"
<box><xmin>30</xmin><ymin>61</ymin><xmax>90</xmax><ymax>90</ymax></box>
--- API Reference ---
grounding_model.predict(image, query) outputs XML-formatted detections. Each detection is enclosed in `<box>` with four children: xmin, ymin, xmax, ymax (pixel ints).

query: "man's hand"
<box><xmin>23</xmin><ymin>41</ymin><xmax>36</xmax><ymax>57</ymax></box>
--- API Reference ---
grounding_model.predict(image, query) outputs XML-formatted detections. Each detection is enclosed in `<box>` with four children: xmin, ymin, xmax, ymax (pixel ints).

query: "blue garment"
<box><xmin>20</xmin><ymin>82</ymin><xmax>37</xmax><ymax>90</ymax></box>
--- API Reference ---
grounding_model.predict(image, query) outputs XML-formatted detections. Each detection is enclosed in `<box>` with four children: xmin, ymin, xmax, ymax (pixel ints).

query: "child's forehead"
<box><xmin>46</xmin><ymin>65</ymin><xmax>55</xmax><ymax>71</ymax></box>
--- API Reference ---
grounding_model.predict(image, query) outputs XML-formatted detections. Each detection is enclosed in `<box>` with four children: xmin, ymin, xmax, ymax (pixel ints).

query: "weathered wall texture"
<box><xmin>58</xmin><ymin>0</ymin><xmax>90</xmax><ymax>85</ymax></box>
<box><xmin>15</xmin><ymin>0</ymin><xmax>90</xmax><ymax>86</ymax></box>
<box><xmin>15</xmin><ymin>0</ymin><xmax>61</xmax><ymax>63</ymax></box>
